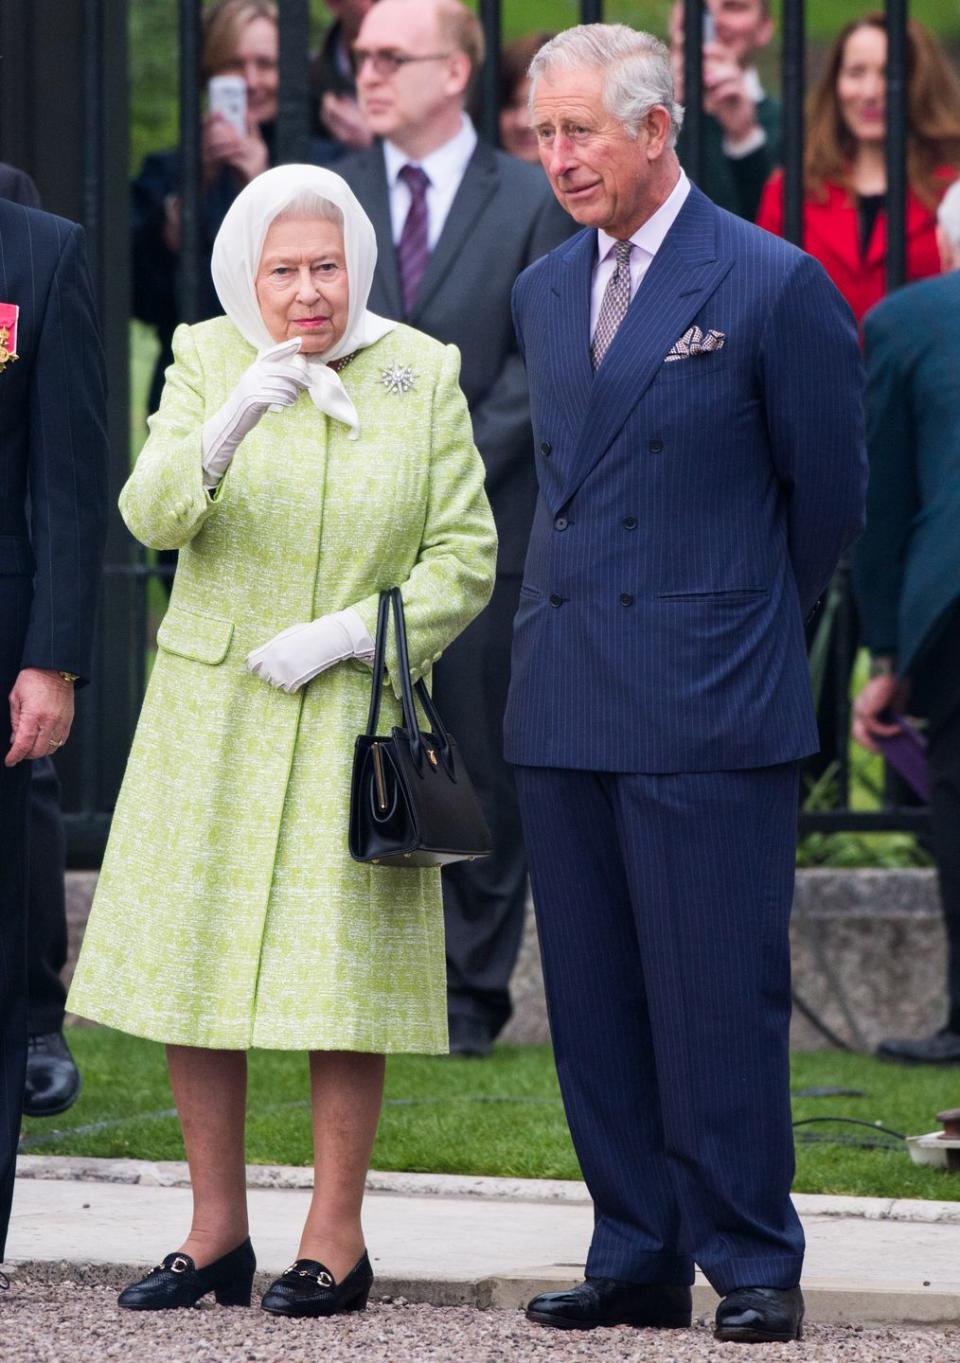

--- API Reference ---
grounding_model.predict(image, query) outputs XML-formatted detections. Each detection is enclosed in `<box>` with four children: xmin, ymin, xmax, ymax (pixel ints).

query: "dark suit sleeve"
<box><xmin>468</xmin><ymin>194</ymin><xmax>572</xmax><ymax>495</ymax></box>
<box><xmin>20</xmin><ymin>222</ymin><xmax>109</xmax><ymax>684</ymax></box>
<box><xmin>851</xmin><ymin>305</ymin><xmax>920</xmax><ymax>662</ymax></box>
<box><xmin>759</xmin><ymin>252</ymin><xmax>867</xmax><ymax>618</ymax></box>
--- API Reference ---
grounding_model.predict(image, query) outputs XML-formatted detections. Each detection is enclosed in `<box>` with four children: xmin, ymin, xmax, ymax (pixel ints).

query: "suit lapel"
<box><xmin>357</xmin><ymin>146</ymin><xmax>403</xmax><ymax>319</ymax></box>
<box><xmin>544</xmin><ymin>230</ymin><xmax>595</xmax><ymax>468</ymax></box>
<box><xmin>559</xmin><ymin>187</ymin><xmax>733</xmax><ymax>507</ymax></box>
<box><xmin>409</xmin><ymin>142</ymin><xmax>499</xmax><ymax>321</ymax></box>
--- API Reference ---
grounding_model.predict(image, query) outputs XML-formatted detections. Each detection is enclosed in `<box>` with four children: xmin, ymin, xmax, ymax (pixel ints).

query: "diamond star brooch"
<box><xmin>380</xmin><ymin>363</ymin><xmax>416</xmax><ymax>395</ymax></box>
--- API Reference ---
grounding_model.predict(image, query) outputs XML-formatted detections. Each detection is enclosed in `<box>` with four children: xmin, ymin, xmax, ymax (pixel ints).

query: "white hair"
<box><xmin>937</xmin><ymin>179</ymin><xmax>960</xmax><ymax>249</ymax></box>
<box><xmin>271</xmin><ymin>189</ymin><xmax>344</xmax><ymax>230</ymax></box>
<box><xmin>528</xmin><ymin>24</ymin><xmax>684</xmax><ymax>148</ymax></box>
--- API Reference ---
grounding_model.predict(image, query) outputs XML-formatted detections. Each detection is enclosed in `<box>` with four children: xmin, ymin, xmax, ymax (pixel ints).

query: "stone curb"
<box><xmin>6</xmin><ymin>1260</ymin><xmax>960</xmax><ymax>1326</ymax></box>
<box><xmin>16</xmin><ymin>1154</ymin><xmax>960</xmax><ymax>1223</ymax></box>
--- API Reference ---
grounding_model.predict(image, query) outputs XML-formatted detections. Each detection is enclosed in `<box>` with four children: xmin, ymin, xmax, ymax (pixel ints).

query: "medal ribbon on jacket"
<box><xmin>0</xmin><ymin>303</ymin><xmax>19</xmax><ymax>374</ymax></box>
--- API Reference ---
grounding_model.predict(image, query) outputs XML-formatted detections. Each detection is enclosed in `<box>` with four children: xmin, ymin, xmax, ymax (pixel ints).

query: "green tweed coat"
<box><xmin>67</xmin><ymin>318</ymin><xmax>497</xmax><ymax>1053</ymax></box>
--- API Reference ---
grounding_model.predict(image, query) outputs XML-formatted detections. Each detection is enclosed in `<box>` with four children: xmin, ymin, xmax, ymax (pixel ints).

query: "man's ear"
<box><xmin>643</xmin><ymin>105</ymin><xmax>673</xmax><ymax>160</ymax></box>
<box><xmin>446</xmin><ymin>50</ymin><xmax>473</xmax><ymax>102</ymax></box>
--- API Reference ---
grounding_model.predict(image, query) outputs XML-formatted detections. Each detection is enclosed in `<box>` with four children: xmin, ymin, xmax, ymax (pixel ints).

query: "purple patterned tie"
<box><xmin>591</xmin><ymin>239</ymin><xmax>633</xmax><ymax>371</ymax></box>
<box><xmin>397</xmin><ymin>164</ymin><xmax>431</xmax><ymax>316</ymax></box>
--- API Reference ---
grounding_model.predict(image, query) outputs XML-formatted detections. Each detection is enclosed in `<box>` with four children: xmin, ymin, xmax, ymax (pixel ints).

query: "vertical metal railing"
<box><xmin>479</xmin><ymin>0</ymin><xmax>502</xmax><ymax>147</ymax></box>
<box><xmin>277</xmin><ymin>0</ymin><xmax>310</xmax><ymax>164</ymax></box>
<box><xmin>683</xmin><ymin>0</ymin><xmax>705</xmax><ymax>186</ymax></box>
<box><xmin>782</xmin><ymin>0</ymin><xmax>805</xmax><ymax>246</ymax></box>
<box><xmin>886</xmin><ymin>0</ymin><xmax>908</xmax><ymax>291</ymax></box>
<box><xmin>178</xmin><ymin>0</ymin><xmax>203</xmax><ymax>325</ymax></box>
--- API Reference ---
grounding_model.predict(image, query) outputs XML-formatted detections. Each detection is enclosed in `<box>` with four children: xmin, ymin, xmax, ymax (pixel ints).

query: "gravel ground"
<box><xmin>1</xmin><ymin>1285</ymin><xmax>958</xmax><ymax>1363</ymax></box>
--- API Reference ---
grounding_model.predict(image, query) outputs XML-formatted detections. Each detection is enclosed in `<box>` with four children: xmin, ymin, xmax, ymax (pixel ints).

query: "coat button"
<box><xmin>549</xmin><ymin>593</ymin><xmax>564</xmax><ymax>607</ymax></box>
<box><xmin>648</xmin><ymin>438</ymin><xmax>664</xmax><ymax>453</ymax></box>
<box><xmin>620</xmin><ymin>593</ymin><xmax>634</xmax><ymax>606</ymax></box>
<box><xmin>554</xmin><ymin>515</ymin><xmax>568</xmax><ymax>531</ymax></box>
<box><xmin>540</xmin><ymin>440</ymin><xmax>552</xmax><ymax>457</ymax></box>
<box><xmin>622</xmin><ymin>516</ymin><xmax>638</xmax><ymax>530</ymax></box>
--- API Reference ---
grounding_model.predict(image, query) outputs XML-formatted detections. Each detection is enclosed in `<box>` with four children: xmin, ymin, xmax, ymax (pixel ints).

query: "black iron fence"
<box><xmin>0</xmin><ymin>0</ymin><xmax>925</xmax><ymax>862</ymax></box>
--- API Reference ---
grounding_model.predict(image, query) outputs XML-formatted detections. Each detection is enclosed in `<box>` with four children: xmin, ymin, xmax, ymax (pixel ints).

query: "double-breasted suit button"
<box><xmin>619</xmin><ymin>593</ymin><xmax>634</xmax><ymax>606</ymax></box>
<box><xmin>549</xmin><ymin>593</ymin><xmax>564</xmax><ymax>607</ymax></box>
<box><xmin>622</xmin><ymin>516</ymin><xmax>638</xmax><ymax>530</ymax></box>
<box><xmin>554</xmin><ymin>515</ymin><xmax>569</xmax><ymax>531</ymax></box>
<box><xmin>540</xmin><ymin>441</ymin><xmax>552</xmax><ymax>457</ymax></box>
<box><xmin>648</xmin><ymin>438</ymin><xmax>664</xmax><ymax>454</ymax></box>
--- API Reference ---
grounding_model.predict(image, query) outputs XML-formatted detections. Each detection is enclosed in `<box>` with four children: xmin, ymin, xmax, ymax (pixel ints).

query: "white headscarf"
<box><xmin>211</xmin><ymin>164</ymin><xmax>396</xmax><ymax>439</ymax></box>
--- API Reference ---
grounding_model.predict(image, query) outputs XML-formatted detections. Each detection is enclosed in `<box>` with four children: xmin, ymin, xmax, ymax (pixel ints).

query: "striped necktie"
<box><xmin>591</xmin><ymin>239</ymin><xmax>633</xmax><ymax>371</ymax></box>
<box><xmin>397</xmin><ymin>164</ymin><xmax>430</xmax><ymax>316</ymax></box>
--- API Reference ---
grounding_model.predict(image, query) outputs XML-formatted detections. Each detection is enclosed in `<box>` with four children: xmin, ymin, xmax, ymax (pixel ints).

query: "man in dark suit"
<box><xmin>506</xmin><ymin>26</ymin><xmax>865</xmax><ymax>1342</ymax></box>
<box><xmin>0</xmin><ymin>198</ymin><xmax>108</xmax><ymax>1263</ymax></box>
<box><xmin>852</xmin><ymin>182</ymin><xmax>960</xmax><ymax>1066</ymax></box>
<box><xmin>340</xmin><ymin>0</ymin><xmax>573</xmax><ymax>1055</ymax></box>
<box><xmin>670</xmin><ymin>0</ymin><xmax>780</xmax><ymax>221</ymax></box>
<box><xmin>0</xmin><ymin>165</ymin><xmax>83</xmax><ymax>1121</ymax></box>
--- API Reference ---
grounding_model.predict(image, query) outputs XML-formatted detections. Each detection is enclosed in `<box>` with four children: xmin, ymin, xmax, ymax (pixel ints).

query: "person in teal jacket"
<box><xmin>852</xmin><ymin>181</ymin><xmax>960</xmax><ymax>1066</ymax></box>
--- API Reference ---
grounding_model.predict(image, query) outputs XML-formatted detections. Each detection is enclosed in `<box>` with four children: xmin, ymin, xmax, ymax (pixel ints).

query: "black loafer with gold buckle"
<box><xmin>117</xmin><ymin>1239</ymin><xmax>256</xmax><ymax>1310</ymax></box>
<box><xmin>260</xmin><ymin>1252</ymin><xmax>373</xmax><ymax>1317</ymax></box>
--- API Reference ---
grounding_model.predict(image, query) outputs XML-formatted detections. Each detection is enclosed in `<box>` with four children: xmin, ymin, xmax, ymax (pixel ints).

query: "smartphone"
<box><xmin>208</xmin><ymin>75</ymin><xmax>247</xmax><ymax>135</ymax></box>
<box><xmin>874</xmin><ymin>710</ymin><xmax>930</xmax><ymax>803</ymax></box>
<box><xmin>702</xmin><ymin>10</ymin><xmax>716</xmax><ymax>43</ymax></box>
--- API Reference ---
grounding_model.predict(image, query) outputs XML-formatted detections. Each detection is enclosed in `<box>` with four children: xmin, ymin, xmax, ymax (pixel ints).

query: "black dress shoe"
<box><xmin>526</xmin><ymin>1279</ymin><xmax>692</xmax><ymax>1330</ymax></box>
<box><xmin>23</xmin><ymin>1031</ymin><xmax>82</xmax><ymax>1118</ymax></box>
<box><xmin>447</xmin><ymin>1017</ymin><xmax>493</xmax><ymax>1058</ymax></box>
<box><xmin>715</xmin><ymin>1286</ymin><xmax>804</xmax><ymax>1342</ymax></box>
<box><xmin>261</xmin><ymin>1252</ymin><xmax>373</xmax><ymax>1317</ymax></box>
<box><xmin>118</xmin><ymin>1239</ymin><xmax>256</xmax><ymax>1310</ymax></box>
<box><xmin>876</xmin><ymin>1028</ymin><xmax>960</xmax><ymax>1065</ymax></box>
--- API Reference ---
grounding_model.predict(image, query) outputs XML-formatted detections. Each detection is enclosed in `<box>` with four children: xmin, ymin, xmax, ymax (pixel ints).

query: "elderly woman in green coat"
<box><xmin>68</xmin><ymin>165</ymin><xmax>496</xmax><ymax>1317</ymax></box>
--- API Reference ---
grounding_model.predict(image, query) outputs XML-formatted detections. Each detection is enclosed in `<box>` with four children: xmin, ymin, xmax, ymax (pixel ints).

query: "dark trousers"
<box><xmin>914</xmin><ymin>616</ymin><xmax>960</xmax><ymax>1033</ymax></box>
<box><xmin>513</xmin><ymin>762</ymin><xmax>804</xmax><ymax>1296</ymax></box>
<box><xmin>0</xmin><ymin>579</ymin><xmax>31</xmax><ymax>1258</ymax></box>
<box><xmin>432</xmin><ymin>574</ymin><xmax>528</xmax><ymax>1037</ymax></box>
<box><xmin>26</xmin><ymin>757</ymin><xmax>68</xmax><ymax>1036</ymax></box>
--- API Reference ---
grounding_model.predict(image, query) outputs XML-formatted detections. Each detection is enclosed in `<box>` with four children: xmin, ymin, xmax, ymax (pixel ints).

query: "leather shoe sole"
<box><xmin>526</xmin><ymin>1305</ymin><xmax>690</xmax><ymax>1330</ymax></box>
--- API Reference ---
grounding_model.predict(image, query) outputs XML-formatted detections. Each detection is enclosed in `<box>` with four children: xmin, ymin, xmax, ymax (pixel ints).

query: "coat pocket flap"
<box><xmin>157</xmin><ymin>606</ymin><xmax>234</xmax><ymax>665</ymax></box>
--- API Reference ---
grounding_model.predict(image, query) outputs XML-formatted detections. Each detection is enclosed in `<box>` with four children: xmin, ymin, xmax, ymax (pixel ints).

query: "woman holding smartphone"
<box><xmin>131</xmin><ymin>0</ymin><xmax>335</xmax><ymax>417</ymax></box>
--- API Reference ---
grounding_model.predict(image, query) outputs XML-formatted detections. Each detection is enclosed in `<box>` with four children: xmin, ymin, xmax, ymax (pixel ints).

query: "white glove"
<box><xmin>201</xmin><ymin>338</ymin><xmax>310</xmax><ymax>489</ymax></box>
<box><xmin>246</xmin><ymin>607</ymin><xmax>375</xmax><ymax>693</ymax></box>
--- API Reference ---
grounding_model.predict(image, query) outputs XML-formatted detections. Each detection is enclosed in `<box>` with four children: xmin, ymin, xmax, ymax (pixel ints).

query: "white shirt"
<box><xmin>383</xmin><ymin>115</ymin><xmax>479</xmax><ymax>251</ymax></box>
<box><xmin>590</xmin><ymin>170</ymin><xmax>692</xmax><ymax>338</ymax></box>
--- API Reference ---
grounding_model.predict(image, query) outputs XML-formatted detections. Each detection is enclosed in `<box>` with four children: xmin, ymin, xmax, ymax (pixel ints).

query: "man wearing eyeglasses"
<box><xmin>340</xmin><ymin>0</ymin><xmax>574</xmax><ymax>1058</ymax></box>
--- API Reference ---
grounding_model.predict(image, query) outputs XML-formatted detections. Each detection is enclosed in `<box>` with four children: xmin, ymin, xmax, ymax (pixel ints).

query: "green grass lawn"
<box><xmin>20</xmin><ymin>1031</ymin><xmax>960</xmax><ymax>1202</ymax></box>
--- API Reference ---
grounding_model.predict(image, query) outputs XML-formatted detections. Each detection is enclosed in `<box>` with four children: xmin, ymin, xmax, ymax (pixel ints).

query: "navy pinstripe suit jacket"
<box><xmin>504</xmin><ymin>185</ymin><xmax>868</xmax><ymax>774</ymax></box>
<box><xmin>0</xmin><ymin>200</ymin><xmax>108</xmax><ymax>684</ymax></box>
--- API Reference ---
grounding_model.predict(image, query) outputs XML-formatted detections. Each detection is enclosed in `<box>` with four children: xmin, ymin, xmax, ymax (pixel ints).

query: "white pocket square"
<box><xmin>664</xmin><ymin>326</ymin><xmax>726</xmax><ymax>362</ymax></box>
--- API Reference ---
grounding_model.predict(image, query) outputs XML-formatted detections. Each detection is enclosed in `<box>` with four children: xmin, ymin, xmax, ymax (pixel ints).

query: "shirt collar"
<box><xmin>596</xmin><ymin>169</ymin><xmax>691</xmax><ymax>265</ymax></box>
<box><xmin>384</xmin><ymin>114</ymin><xmax>478</xmax><ymax>189</ymax></box>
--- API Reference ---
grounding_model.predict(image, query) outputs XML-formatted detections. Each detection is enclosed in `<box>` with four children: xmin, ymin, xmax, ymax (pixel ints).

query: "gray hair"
<box><xmin>528</xmin><ymin>24</ymin><xmax>684</xmax><ymax>148</ymax></box>
<box><xmin>937</xmin><ymin>179</ymin><xmax>960</xmax><ymax>249</ymax></box>
<box><xmin>272</xmin><ymin>190</ymin><xmax>344</xmax><ymax>230</ymax></box>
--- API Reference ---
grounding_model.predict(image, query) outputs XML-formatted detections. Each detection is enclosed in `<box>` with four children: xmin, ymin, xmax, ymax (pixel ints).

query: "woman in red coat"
<box><xmin>757</xmin><ymin>13</ymin><xmax>960</xmax><ymax>321</ymax></box>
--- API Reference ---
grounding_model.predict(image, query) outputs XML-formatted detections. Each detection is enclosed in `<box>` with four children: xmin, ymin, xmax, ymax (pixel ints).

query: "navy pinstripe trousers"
<box><xmin>513</xmin><ymin>762</ymin><xmax>805</xmax><ymax>1296</ymax></box>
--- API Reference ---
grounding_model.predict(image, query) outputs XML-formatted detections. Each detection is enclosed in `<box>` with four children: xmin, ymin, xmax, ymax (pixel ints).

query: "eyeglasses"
<box><xmin>352</xmin><ymin>48</ymin><xmax>453</xmax><ymax>78</ymax></box>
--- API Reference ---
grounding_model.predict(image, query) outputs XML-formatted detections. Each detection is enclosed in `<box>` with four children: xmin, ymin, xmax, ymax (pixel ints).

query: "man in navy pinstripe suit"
<box><xmin>505</xmin><ymin>26</ymin><xmax>866</xmax><ymax>1343</ymax></box>
<box><xmin>0</xmin><ymin>198</ymin><xmax>107</xmax><ymax>1269</ymax></box>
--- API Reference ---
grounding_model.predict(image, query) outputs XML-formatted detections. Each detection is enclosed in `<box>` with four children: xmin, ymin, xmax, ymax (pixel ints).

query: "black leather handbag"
<box><xmin>349</xmin><ymin>588</ymin><xmax>492</xmax><ymax>868</ymax></box>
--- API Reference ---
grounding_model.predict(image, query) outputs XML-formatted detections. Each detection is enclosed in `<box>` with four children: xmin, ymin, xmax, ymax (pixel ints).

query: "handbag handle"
<box><xmin>364</xmin><ymin>589</ymin><xmax>455</xmax><ymax>771</ymax></box>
